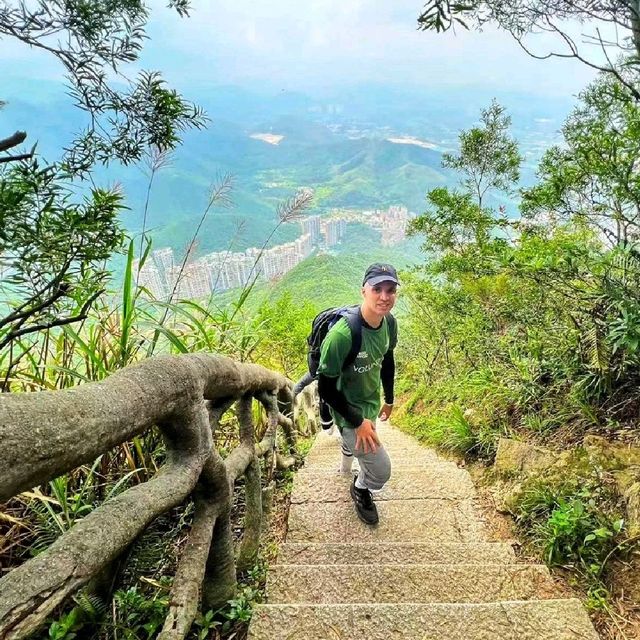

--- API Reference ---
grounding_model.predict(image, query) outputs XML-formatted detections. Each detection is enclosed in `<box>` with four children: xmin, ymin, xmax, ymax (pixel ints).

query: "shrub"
<box><xmin>511</xmin><ymin>465</ymin><xmax>626</xmax><ymax>588</ymax></box>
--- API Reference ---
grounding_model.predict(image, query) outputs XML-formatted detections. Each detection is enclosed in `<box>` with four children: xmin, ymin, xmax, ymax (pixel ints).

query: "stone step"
<box><xmin>307</xmin><ymin>441</ymin><xmax>440</xmax><ymax>454</ymax></box>
<box><xmin>291</xmin><ymin>469</ymin><xmax>476</xmax><ymax>503</ymax></box>
<box><xmin>267</xmin><ymin>563</ymin><xmax>559</xmax><ymax>605</ymax></box>
<box><xmin>297</xmin><ymin>464</ymin><xmax>459</xmax><ymax>478</ymax></box>
<box><xmin>309</xmin><ymin>427</ymin><xmax>423</xmax><ymax>444</ymax></box>
<box><xmin>277</xmin><ymin>542</ymin><xmax>516</xmax><ymax>565</ymax></box>
<box><xmin>247</xmin><ymin>600</ymin><xmax>599</xmax><ymax>640</ymax></box>
<box><xmin>309</xmin><ymin>428</ymin><xmax>426</xmax><ymax>441</ymax></box>
<box><xmin>301</xmin><ymin>453</ymin><xmax>452</xmax><ymax>471</ymax></box>
<box><xmin>305</xmin><ymin>449</ymin><xmax>444</xmax><ymax>466</ymax></box>
<box><xmin>312</xmin><ymin>430</ymin><xmax>437</xmax><ymax>455</ymax></box>
<box><xmin>287</xmin><ymin>499</ymin><xmax>487</xmax><ymax>543</ymax></box>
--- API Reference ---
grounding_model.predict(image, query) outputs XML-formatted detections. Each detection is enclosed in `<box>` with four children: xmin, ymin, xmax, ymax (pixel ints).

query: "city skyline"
<box><xmin>134</xmin><ymin>206</ymin><xmax>410</xmax><ymax>300</ymax></box>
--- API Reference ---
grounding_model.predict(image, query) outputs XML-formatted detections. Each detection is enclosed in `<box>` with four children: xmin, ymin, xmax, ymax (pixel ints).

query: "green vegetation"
<box><xmin>395</xmin><ymin>72</ymin><xmax>640</xmax><ymax>617</ymax></box>
<box><xmin>3</xmin><ymin>1</ymin><xmax>640</xmax><ymax>636</ymax></box>
<box><xmin>0</xmin><ymin>5</ymin><xmax>312</xmax><ymax>639</ymax></box>
<box><xmin>0</xmin><ymin>1</ymin><xmax>204</xmax><ymax>384</ymax></box>
<box><xmin>503</xmin><ymin>452</ymin><xmax>631</xmax><ymax>612</ymax></box>
<box><xmin>417</xmin><ymin>0</ymin><xmax>640</xmax><ymax>100</ymax></box>
<box><xmin>515</xmin><ymin>475</ymin><xmax>622</xmax><ymax>571</ymax></box>
<box><xmin>266</xmin><ymin>235</ymin><xmax>422</xmax><ymax>310</ymax></box>
<box><xmin>400</xmin><ymin>74</ymin><xmax>640</xmax><ymax>454</ymax></box>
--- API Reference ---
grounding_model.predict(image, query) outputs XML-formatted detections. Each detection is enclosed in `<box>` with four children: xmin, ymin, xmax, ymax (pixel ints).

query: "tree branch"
<box><xmin>0</xmin><ymin>258</ymin><xmax>74</xmax><ymax>330</ymax></box>
<box><xmin>0</xmin><ymin>131</ymin><xmax>27</xmax><ymax>152</ymax></box>
<box><xmin>0</xmin><ymin>289</ymin><xmax>102</xmax><ymax>352</ymax></box>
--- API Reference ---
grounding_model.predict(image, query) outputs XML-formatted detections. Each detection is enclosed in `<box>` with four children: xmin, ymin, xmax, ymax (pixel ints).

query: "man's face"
<box><xmin>361</xmin><ymin>281</ymin><xmax>398</xmax><ymax>317</ymax></box>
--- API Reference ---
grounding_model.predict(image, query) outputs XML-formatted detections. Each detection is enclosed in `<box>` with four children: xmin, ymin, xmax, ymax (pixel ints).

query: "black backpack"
<box><xmin>306</xmin><ymin>304</ymin><xmax>397</xmax><ymax>377</ymax></box>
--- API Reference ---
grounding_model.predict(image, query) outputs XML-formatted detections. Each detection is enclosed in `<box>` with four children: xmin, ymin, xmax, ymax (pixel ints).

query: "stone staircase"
<box><xmin>248</xmin><ymin>423</ymin><xmax>599</xmax><ymax>639</ymax></box>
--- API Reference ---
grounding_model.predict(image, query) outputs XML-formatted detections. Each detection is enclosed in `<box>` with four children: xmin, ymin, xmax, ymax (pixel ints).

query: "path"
<box><xmin>248</xmin><ymin>422</ymin><xmax>598</xmax><ymax>639</ymax></box>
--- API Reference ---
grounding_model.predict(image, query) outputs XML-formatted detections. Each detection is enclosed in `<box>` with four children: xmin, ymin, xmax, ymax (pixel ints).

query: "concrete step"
<box><xmin>287</xmin><ymin>499</ymin><xmax>487</xmax><ymax>543</ymax></box>
<box><xmin>277</xmin><ymin>542</ymin><xmax>516</xmax><ymax>565</ymax></box>
<box><xmin>297</xmin><ymin>456</ymin><xmax>456</xmax><ymax>475</ymax></box>
<box><xmin>308</xmin><ymin>429</ymin><xmax>427</xmax><ymax>447</ymax></box>
<box><xmin>304</xmin><ymin>450</ymin><xmax>444</xmax><ymax>467</ymax></box>
<box><xmin>308</xmin><ymin>432</ymin><xmax>435</xmax><ymax>451</ymax></box>
<box><xmin>267</xmin><ymin>563</ymin><xmax>559</xmax><ymax>604</ymax></box>
<box><xmin>297</xmin><ymin>464</ymin><xmax>461</xmax><ymax>478</ymax></box>
<box><xmin>301</xmin><ymin>452</ymin><xmax>453</xmax><ymax>471</ymax></box>
<box><xmin>290</xmin><ymin>469</ymin><xmax>476</xmax><ymax>503</ymax></box>
<box><xmin>248</xmin><ymin>600</ymin><xmax>599</xmax><ymax>640</ymax></box>
<box><xmin>309</xmin><ymin>438</ymin><xmax>452</xmax><ymax>454</ymax></box>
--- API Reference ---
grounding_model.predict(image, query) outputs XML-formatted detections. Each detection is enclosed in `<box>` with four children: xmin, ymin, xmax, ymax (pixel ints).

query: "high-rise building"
<box><xmin>133</xmin><ymin>260</ymin><xmax>166</xmax><ymax>299</ymax></box>
<box><xmin>226</xmin><ymin>254</ymin><xmax>254</xmax><ymax>288</ymax></box>
<box><xmin>379</xmin><ymin>205</ymin><xmax>410</xmax><ymax>246</ymax></box>
<box><xmin>301</xmin><ymin>216</ymin><xmax>321</xmax><ymax>244</ymax></box>
<box><xmin>152</xmin><ymin>247</ymin><xmax>174</xmax><ymax>274</ymax></box>
<box><xmin>167</xmin><ymin>260</ymin><xmax>210</xmax><ymax>300</ymax></box>
<box><xmin>320</xmin><ymin>219</ymin><xmax>346</xmax><ymax>247</ymax></box>
<box><xmin>203</xmin><ymin>251</ymin><xmax>236</xmax><ymax>291</ymax></box>
<box><xmin>295</xmin><ymin>233</ymin><xmax>312</xmax><ymax>259</ymax></box>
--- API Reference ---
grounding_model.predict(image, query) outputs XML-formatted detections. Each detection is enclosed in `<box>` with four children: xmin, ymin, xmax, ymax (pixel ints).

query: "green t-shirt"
<box><xmin>316</xmin><ymin>316</ymin><xmax>390</xmax><ymax>429</ymax></box>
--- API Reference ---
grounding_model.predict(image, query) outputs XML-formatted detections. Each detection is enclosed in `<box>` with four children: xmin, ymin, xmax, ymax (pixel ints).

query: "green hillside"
<box><xmin>208</xmin><ymin>234</ymin><xmax>423</xmax><ymax>318</ymax></box>
<box><xmin>111</xmin><ymin>120</ymin><xmax>452</xmax><ymax>256</ymax></box>
<box><xmin>4</xmin><ymin>83</ymin><xmax>563</xmax><ymax>261</ymax></box>
<box><xmin>265</xmin><ymin>238</ymin><xmax>423</xmax><ymax>308</ymax></box>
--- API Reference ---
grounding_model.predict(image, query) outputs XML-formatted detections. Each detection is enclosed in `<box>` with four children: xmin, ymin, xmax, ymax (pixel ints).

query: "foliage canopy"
<box><xmin>417</xmin><ymin>0</ymin><xmax>640</xmax><ymax>99</ymax></box>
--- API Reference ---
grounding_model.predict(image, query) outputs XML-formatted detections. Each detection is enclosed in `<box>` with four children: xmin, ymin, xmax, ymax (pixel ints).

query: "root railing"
<box><xmin>0</xmin><ymin>353</ymin><xmax>302</xmax><ymax>640</ymax></box>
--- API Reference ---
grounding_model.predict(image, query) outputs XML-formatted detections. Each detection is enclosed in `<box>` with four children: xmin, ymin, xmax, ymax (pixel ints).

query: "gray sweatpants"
<box><xmin>340</xmin><ymin>426</ymin><xmax>391</xmax><ymax>491</ymax></box>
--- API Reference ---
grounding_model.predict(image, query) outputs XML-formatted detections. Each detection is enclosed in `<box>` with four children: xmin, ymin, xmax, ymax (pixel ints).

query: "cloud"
<box><xmin>2</xmin><ymin>0</ymin><xmax>601</xmax><ymax>97</ymax></box>
<box><xmin>140</xmin><ymin>0</ymin><xmax>600</xmax><ymax>95</ymax></box>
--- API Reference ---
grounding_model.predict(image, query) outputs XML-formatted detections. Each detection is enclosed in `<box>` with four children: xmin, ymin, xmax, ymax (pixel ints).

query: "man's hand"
<box><xmin>378</xmin><ymin>403</ymin><xmax>393</xmax><ymax>421</ymax></box>
<box><xmin>355</xmin><ymin>418</ymin><xmax>380</xmax><ymax>454</ymax></box>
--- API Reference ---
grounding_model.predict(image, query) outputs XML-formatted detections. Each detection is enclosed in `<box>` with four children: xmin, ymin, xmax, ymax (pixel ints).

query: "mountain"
<box><xmin>2</xmin><ymin>80</ymin><xmax>573</xmax><ymax>259</ymax></box>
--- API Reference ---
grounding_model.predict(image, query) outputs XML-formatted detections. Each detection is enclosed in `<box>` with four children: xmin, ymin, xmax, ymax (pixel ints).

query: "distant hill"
<box><xmin>3</xmin><ymin>80</ymin><xmax>572</xmax><ymax>260</ymax></box>
<box><xmin>112</xmin><ymin>119</ymin><xmax>452</xmax><ymax>256</ymax></box>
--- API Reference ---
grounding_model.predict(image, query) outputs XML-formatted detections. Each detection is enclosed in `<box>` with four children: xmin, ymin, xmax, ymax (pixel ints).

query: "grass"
<box><xmin>507</xmin><ymin>455</ymin><xmax>632</xmax><ymax>609</ymax></box>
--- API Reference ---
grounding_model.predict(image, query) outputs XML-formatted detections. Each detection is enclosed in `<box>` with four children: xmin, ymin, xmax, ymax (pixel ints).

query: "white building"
<box><xmin>301</xmin><ymin>216</ymin><xmax>321</xmax><ymax>244</ymax></box>
<box><xmin>295</xmin><ymin>233</ymin><xmax>312</xmax><ymax>260</ymax></box>
<box><xmin>379</xmin><ymin>205</ymin><xmax>410</xmax><ymax>246</ymax></box>
<box><xmin>167</xmin><ymin>260</ymin><xmax>210</xmax><ymax>300</ymax></box>
<box><xmin>320</xmin><ymin>219</ymin><xmax>346</xmax><ymax>247</ymax></box>
<box><xmin>133</xmin><ymin>260</ymin><xmax>166</xmax><ymax>300</ymax></box>
<box><xmin>152</xmin><ymin>247</ymin><xmax>174</xmax><ymax>274</ymax></box>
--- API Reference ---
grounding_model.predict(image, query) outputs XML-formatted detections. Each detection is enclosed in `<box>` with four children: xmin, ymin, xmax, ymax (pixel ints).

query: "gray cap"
<box><xmin>362</xmin><ymin>263</ymin><xmax>400</xmax><ymax>286</ymax></box>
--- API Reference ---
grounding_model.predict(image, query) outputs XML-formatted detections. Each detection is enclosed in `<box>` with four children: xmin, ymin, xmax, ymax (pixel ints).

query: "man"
<box><xmin>316</xmin><ymin>263</ymin><xmax>398</xmax><ymax>525</ymax></box>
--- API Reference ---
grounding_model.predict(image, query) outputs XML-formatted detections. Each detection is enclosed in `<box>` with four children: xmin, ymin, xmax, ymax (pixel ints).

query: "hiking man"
<box><xmin>316</xmin><ymin>263</ymin><xmax>398</xmax><ymax>525</ymax></box>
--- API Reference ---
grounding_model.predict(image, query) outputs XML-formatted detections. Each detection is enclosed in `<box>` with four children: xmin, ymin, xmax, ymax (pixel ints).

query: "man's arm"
<box><xmin>317</xmin><ymin>374</ymin><xmax>363</xmax><ymax>428</ymax></box>
<box><xmin>380</xmin><ymin>349</ymin><xmax>395</xmax><ymax>404</ymax></box>
<box><xmin>379</xmin><ymin>349</ymin><xmax>395</xmax><ymax>421</ymax></box>
<box><xmin>319</xmin><ymin>374</ymin><xmax>379</xmax><ymax>453</ymax></box>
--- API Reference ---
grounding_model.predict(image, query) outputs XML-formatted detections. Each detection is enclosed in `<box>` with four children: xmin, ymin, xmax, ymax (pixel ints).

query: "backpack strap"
<box><xmin>342</xmin><ymin>306</ymin><xmax>362</xmax><ymax>371</ymax></box>
<box><xmin>386</xmin><ymin>313</ymin><xmax>398</xmax><ymax>351</ymax></box>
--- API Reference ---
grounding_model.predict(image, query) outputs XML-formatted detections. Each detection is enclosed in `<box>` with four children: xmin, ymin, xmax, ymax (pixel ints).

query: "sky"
<box><xmin>145</xmin><ymin>0</ymin><xmax>602</xmax><ymax>96</ymax></box>
<box><xmin>1</xmin><ymin>0</ymin><xmax>604</xmax><ymax>100</ymax></box>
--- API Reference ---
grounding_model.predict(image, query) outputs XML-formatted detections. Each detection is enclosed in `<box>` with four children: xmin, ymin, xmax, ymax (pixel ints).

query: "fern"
<box><xmin>583</xmin><ymin>323</ymin><xmax>610</xmax><ymax>374</ymax></box>
<box><xmin>73</xmin><ymin>591</ymin><xmax>108</xmax><ymax>621</ymax></box>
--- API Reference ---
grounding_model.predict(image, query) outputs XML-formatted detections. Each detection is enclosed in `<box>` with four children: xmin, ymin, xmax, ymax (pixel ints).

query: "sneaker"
<box><xmin>320</xmin><ymin>419</ymin><xmax>334</xmax><ymax>431</ymax></box>
<box><xmin>350</xmin><ymin>477</ymin><xmax>379</xmax><ymax>525</ymax></box>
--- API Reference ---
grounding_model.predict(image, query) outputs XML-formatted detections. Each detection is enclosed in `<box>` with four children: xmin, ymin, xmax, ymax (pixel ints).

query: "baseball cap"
<box><xmin>362</xmin><ymin>263</ymin><xmax>400</xmax><ymax>287</ymax></box>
